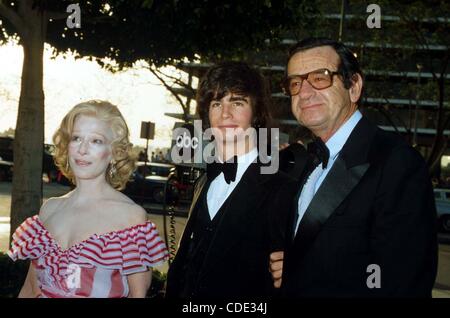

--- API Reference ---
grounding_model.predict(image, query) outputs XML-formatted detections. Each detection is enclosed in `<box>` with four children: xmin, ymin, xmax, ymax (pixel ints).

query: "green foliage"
<box><xmin>0</xmin><ymin>0</ymin><xmax>318</xmax><ymax>67</ymax></box>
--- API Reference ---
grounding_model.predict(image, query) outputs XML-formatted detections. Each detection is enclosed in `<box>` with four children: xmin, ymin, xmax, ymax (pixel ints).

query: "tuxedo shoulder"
<box><xmin>261</xmin><ymin>169</ymin><xmax>297</xmax><ymax>191</ymax></box>
<box><xmin>272</xmin><ymin>169</ymin><xmax>297</xmax><ymax>184</ymax></box>
<box><xmin>257</xmin><ymin>160</ymin><xmax>297</xmax><ymax>181</ymax></box>
<box><xmin>193</xmin><ymin>171</ymin><xmax>207</xmax><ymax>188</ymax></box>
<box><xmin>375</xmin><ymin>127</ymin><xmax>409</xmax><ymax>148</ymax></box>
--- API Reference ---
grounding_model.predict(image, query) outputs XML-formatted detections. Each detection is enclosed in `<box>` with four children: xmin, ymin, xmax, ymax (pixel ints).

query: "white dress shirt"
<box><xmin>207</xmin><ymin>147</ymin><xmax>259</xmax><ymax>219</ymax></box>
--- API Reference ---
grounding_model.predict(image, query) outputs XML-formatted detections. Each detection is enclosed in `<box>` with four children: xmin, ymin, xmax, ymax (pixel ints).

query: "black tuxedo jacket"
<box><xmin>281</xmin><ymin>117</ymin><xmax>438</xmax><ymax>297</ymax></box>
<box><xmin>166</xmin><ymin>161</ymin><xmax>296</xmax><ymax>299</ymax></box>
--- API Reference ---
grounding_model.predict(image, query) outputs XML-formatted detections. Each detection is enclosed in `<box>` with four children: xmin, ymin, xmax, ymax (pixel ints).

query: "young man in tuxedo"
<box><xmin>269</xmin><ymin>38</ymin><xmax>438</xmax><ymax>297</ymax></box>
<box><xmin>165</xmin><ymin>62</ymin><xmax>295</xmax><ymax>299</ymax></box>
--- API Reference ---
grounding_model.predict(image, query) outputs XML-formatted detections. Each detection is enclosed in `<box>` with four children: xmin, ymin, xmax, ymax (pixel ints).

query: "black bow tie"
<box><xmin>207</xmin><ymin>156</ymin><xmax>238</xmax><ymax>184</ymax></box>
<box><xmin>307</xmin><ymin>138</ymin><xmax>330</xmax><ymax>169</ymax></box>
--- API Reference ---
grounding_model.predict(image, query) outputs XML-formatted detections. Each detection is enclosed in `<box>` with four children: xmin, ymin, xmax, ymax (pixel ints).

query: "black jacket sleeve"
<box><xmin>370</xmin><ymin>144</ymin><xmax>438</xmax><ymax>297</ymax></box>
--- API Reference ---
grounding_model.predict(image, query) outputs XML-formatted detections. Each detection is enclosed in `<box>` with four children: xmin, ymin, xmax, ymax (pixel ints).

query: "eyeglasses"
<box><xmin>281</xmin><ymin>68</ymin><xmax>341</xmax><ymax>96</ymax></box>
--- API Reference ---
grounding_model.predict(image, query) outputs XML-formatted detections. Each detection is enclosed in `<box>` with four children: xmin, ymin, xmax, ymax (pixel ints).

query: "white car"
<box><xmin>434</xmin><ymin>188</ymin><xmax>450</xmax><ymax>232</ymax></box>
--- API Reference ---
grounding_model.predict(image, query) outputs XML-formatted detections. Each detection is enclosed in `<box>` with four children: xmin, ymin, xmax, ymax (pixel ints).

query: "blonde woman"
<box><xmin>8</xmin><ymin>100</ymin><xmax>168</xmax><ymax>298</ymax></box>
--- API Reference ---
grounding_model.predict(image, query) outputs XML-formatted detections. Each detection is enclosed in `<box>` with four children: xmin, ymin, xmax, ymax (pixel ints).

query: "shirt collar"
<box><xmin>325</xmin><ymin>110</ymin><xmax>362</xmax><ymax>160</ymax></box>
<box><xmin>236</xmin><ymin>147</ymin><xmax>258</xmax><ymax>176</ymax></box>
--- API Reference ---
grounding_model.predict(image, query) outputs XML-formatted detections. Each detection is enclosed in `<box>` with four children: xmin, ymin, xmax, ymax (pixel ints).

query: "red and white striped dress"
<box><xmin>8</xmin><ymin>215</ymin><xmax>169</xmax><ymax>298</ymax></box>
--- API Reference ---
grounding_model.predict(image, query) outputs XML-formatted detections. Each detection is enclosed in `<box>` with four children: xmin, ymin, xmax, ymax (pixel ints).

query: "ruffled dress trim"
<box><xmin>8</xmin><ymin>215</ymin><xmax>169</xmax><ymax>276</ymax></box>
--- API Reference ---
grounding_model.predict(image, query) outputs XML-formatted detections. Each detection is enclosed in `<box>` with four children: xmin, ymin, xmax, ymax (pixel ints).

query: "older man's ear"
<box><xmin>349</xmin><ymin>73</ymin><xmax>363</xmax><ymax>104</ymax></box>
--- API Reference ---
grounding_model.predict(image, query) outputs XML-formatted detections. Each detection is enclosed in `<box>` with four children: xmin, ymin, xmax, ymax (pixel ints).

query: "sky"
<box><xmin>0</xmin><ymin>41</ymin><xmax>186</xmax><ymax>152</ymax></box>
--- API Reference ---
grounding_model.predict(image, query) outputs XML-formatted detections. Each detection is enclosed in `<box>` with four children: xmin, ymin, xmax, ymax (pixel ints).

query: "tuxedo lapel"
<box><xmin>285</xmin><ymin>163</ymin><xmax>314</xmax><ymax>241</ymax></box>
<box><xmin>191</xmin><ymin>174</ymin><xmax>209</xmax><ymax>215</ymax></box>
<box><xmin>293</xmin><ymin>158</ymin><xmax>370</xmax><ymax>246</ymax></box>
<box><xmin>200</xmin><ymin>163</ymin><xmax>271</xmax><ymax>272</ymax></box>
<box><xmin>291</xmin><ymin>117</ymin><xmax>377</xmax><ymax>255</ymax></box>
<box><xmin>177</xmin><ymin>174</ymin><xmax>210</xmax><ymax>252</ymax></box>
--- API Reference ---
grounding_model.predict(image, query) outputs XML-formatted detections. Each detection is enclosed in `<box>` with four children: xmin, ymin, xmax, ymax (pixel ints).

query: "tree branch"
<box><xmin>405</xmin><ymin>15</ymin><xmax>439</xmax><ymax>81</ymax></box>
<box><xmin>148</xmin><ymin>66</ymin><xmax>189</xmax><ymax>120</ymax></box>
<box><xmin>440</xmin><ymin>51</ymin><xmax>449</xmax><ymax>79</ymax></box>
<box><xmin>152</xmin><ymin>67</ymin><xmax>196</xmax><ymax>94</ymax></box>
<box><xmin>0</xmin><ymin>0</ymin><xmax>25</xmax><ymax>35</ymax></box>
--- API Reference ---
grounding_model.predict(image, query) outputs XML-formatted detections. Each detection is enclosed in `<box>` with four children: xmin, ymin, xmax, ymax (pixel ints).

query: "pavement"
<box><xmin>0</xmin><ymin>182</ymin><xmax>450</xmax><ymax>297</ymax></box>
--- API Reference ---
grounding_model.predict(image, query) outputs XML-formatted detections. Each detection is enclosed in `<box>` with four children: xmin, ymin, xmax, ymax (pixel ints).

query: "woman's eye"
<box><xmin>93</xmin><ymin>139</ymin><xmax>103</xmax><ymax>144</ymax></box>
<box><xmin>233</xmin><ymin>102</ymin><xmax>244</xmax><ymax>107</ymax></box>
<box><xmin>211</xmin><ymin>102</ymin><xmax>221</xmax><ymax>108</ymax></box>
<box><xmin>71</xmin><ymin>136</ymin><xmax>81</xmax><ymax>142</ymax></box>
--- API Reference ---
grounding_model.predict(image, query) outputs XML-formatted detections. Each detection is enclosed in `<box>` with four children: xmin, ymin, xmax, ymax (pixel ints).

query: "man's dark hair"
<box><xmin>196</xmin><ymin>61</ymin><xmax>273</xmax><ymax>130</ymax></box>
<box><xmin>287</xmin><ymin>37</ymin><xmax>363</xmax><ymax>90</ymax></box>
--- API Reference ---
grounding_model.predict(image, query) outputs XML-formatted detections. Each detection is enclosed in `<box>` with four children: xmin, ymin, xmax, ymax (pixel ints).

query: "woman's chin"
<box><xmin>73</xmin><ymin>171</ymin><xmax>105</xmax><ymax>181</ymax></box>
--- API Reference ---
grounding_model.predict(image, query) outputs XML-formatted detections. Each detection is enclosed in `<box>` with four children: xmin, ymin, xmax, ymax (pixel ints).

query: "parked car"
<box><xmin>0</xmin><ymin>136</ymin><xmax>14</xmax><ymax>161</ymax></box>
<box><xmin>122</xmin><ymin>162</ymin><xmax>178</xmax><ymax>204</ymax></box>
<box><xmin>434</xmin><ymin>188</ymin><xmax>450</xmax><ymax>232</ymax></box>
<box><xmin>0</xmin><ymin>157</ymin><xmax>13</xmax><ymax>181</ymax></box>
<box><xmin>0</xmin><ymin>136</ymin><xmax>59</xmax><ymax>182</ymax></box>
<box><xmin>170</xmin><ymin>164</ymin><xmax>205</xmax><ymax>203</ymax></box>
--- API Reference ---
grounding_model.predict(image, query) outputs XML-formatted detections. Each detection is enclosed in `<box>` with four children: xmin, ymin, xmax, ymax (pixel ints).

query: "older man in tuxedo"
<box><xmin>270</xmin><ymin>38</ymin><xmax>438</xmax><ymax>297</ymax></box>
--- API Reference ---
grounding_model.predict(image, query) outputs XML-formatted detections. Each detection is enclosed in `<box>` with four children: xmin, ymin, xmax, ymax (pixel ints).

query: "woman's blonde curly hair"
<box><xmin>53</xmin><ymin>100</ymin><xmax>136</xmax><ymax>190</ymax></box>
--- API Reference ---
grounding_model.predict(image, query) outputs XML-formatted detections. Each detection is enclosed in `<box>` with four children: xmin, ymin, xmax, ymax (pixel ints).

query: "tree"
<box><xmin>398</xmin><ymin>1</ymin><xmax>450</xmax><ymax>172</ymax></box>
<box><xmin>0</xmin><ymin>0</ymin><xmax>316</xmax><ymax>240</ymax></box>
<box><xmin>147</xmin><ymin>65</ymin><xmax>196</xmax><ymax>123</ymax></box>
<box><xmin>368</xmin><ymin>0</ymin><xmax>450</xmax><ymax>173</ymax></box>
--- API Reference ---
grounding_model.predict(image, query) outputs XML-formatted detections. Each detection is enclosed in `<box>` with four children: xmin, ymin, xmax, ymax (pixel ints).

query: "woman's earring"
<box><xmin>109</xmin><ymin>161</ymin><xmax>116</xmax><ymax>178</ymax></box>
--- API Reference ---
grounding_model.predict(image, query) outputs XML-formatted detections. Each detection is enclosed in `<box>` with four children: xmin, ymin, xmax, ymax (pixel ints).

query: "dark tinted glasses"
<box><xmin>281</xmin><ymin>68</ymin><xmax>341</xmax><ymax>96</ymax></box>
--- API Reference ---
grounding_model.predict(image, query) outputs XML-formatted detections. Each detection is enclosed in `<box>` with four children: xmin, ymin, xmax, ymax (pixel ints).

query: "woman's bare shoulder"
<box><xmin>39</xmin><ymin>192</ymin><xmax>72</xmax><ymax>223</ymax></box>
<box><xmin>106</xmin><ymin>191</ymin><xmax>147</xmax><ymax>228</ymax></box>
